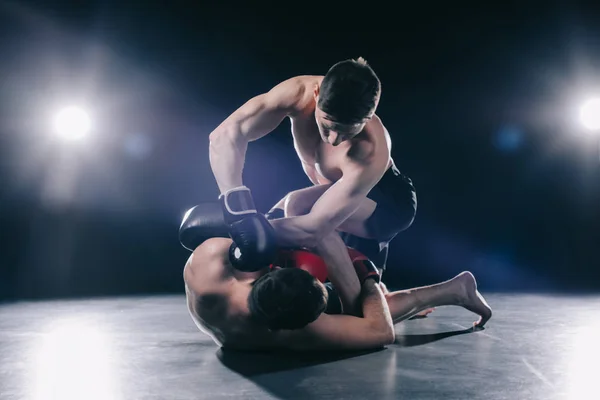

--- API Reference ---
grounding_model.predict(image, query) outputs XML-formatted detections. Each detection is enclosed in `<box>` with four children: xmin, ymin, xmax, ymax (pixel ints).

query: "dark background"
<box><xmin>0</xmin><ymin>0</ymin><xmax>599</xmax><ymax>301</ymax></box>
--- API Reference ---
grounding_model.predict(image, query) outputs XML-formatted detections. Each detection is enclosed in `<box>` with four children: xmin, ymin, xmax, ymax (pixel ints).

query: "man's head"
<box><xmin>315</xmin><ymin>57</ymin><xmax>381</xmax><ymax>146</ymax></box>
<box><xmin>248</xmin><ymin>268</ymin><xmax>328</xmax><ymax>330</ymax></box>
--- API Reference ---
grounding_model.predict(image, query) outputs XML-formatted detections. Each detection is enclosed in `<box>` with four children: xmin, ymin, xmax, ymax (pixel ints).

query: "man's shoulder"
<box><xmin>346</xmin><ymin>116</ymin><xmax>390</xmax><ymax>165</ymax></box>
<box><xmin>192</xmin><ymin>237</ymin><xmax>232</xmax><ymax>264</ymax></box>
<box><xmin>184</xmin><ymin>238</ymin><xmax>233</xmax><ymax>292</ymax></box>
<box><xmin>269</xmin><ymin>75</ymin><xmax>322</xmax><ymax>114</ymax></box>
<box><xmin>279</xmin><ymin>75</ymin><xmax>323</xmax><ymax>90</ymax></box>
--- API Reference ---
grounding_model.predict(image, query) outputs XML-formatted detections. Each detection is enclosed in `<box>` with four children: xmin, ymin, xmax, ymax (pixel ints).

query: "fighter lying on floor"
<box><xmin>179</xmin><ymin>201</ymin><xmax>492</xmax><ymax>351</ymax></box>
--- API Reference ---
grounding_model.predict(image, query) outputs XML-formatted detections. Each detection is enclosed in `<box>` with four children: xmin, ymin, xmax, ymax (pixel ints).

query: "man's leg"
<box><xmin>282</xmin><ymin>185</ymin><xmax>379</xmax><ymax>237</ymax></box>
<box><xmin>266</xmin><ymin>184</ymin><xmax>331</xmax><ymax>219</ymax></box>
<box><xmin>279</xmin><ymin>185</ymin><xmax>396</xmax><ymax>290</ymax></box>
<box><xmin>276</xmin><ymin>166</ymin><xmax>417</xmax><ymax>270</ymax></box>
<box><xmin>272</xmin><ymin>182</ymin><xmax>411</xmax><ymax>242</ymax></box>
<box><xmin>384</xmin><ymin>271</ymin><xmax>492</xmax><ymax>327</ymax></box>
<box><xmin>272</xmin><ymin>183</ymin><xmax>435</xmax><ymax>318</ymax></box>
<box><xmin>281</xmin><ymin>183</ymin><xmax>413</xmax><ymax>269</ymax></box>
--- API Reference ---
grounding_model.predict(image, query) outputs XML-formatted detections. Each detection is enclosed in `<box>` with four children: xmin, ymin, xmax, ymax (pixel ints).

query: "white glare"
<box><xmin>54</xmin><ymin>106</ymin><xmax>91</xmax><ymax>139</ymax></box>
<box><xmin>567</xmin><ymin>323</ymin><xmax>600</xmax><ymax>400</ymax></box>
<box><xmin>32</xmin><ymin>318</ymin><xmax>119</xmax><ymax>400</ymax></box>
<box><xmin>579</xmin><ymin>98</ymin><xmax>600</xmax><ymax>131</ymax></box>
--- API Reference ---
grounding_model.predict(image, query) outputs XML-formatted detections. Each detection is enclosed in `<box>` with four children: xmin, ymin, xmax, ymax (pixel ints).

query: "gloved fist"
<box><xmin>219</xmin><ymin>186</ymin><xmax>278</xmax><ymax>272</ymax></box>
<box><xmin>348</xmin><ymin>248</ymin><xmax>381</xmax><ymax>284</ymax></box>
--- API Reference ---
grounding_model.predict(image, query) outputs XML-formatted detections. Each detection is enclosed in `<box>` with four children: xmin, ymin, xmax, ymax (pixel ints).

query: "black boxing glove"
<box><xmin>219</xmin><ymin>186</ymin><xmax>278</xmax><ymax>272</ymax></box>
<box><xmin>179</xmin><ymin>203</ymin><xmax>229</xmax><ymax>251</ymax></box>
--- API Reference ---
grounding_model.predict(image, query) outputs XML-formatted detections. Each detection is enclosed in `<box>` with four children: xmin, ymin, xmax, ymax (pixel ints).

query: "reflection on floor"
<box><xmin>1</xmin><ymin>293</ymin><xmax>598</xmax><ymax>400</ymax></box>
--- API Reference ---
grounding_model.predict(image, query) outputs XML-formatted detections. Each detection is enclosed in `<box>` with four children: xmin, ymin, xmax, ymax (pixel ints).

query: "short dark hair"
<box><xmin>248</xmin><ymin>268</ymin><xmax>328</xmax><ymax>330</ymax></box>
<box><xmin>317</xmin><ymin>57</ymin><xmax>381</xmax><ymax>124</ymax></box>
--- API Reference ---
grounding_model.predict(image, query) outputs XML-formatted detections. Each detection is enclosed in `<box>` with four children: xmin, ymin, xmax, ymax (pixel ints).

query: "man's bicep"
<box><xmin>282</xmin><ymin>314</ymin><xmax>391</xmax><ymax>351</ymax></box>
<box><xmin>222</xmin><ymin>78</ymin><xmax>304</xmax><ymax>142</ymax></box>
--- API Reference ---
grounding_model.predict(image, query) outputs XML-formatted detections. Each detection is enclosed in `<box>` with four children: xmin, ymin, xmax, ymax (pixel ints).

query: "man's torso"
<box><xmin>286</xmin><ymin>76</ymin><xmax>392</xmax><ymax>185</ymax></box>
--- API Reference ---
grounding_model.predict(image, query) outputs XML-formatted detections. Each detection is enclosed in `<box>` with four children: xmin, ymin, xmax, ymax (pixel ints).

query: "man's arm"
<box><xmin>269</xmin><ymin>161</ymin><xmax>385</xmax><ymax>245</ymax></box>
<box><xmin>276</xmin><ymin>279</ymin><xmax>395</xmax><ymax>351</ymax></box>
<box><xmin>301</xmin><ymin>162</ymin><xmax>327</xmax><ymax>186</ymax></box>
<box><xmin>313</xmin><ymin>232</ymin><xmax>362</xmax><ymax>315</ymax></box>
<box><xmin>269</xmin><ymin>143</ymin><xmax>389</xmax><ymax>313</ymax></box>
<box><xmin>209</xmin><ymin>78</ymin><xmax>304</xmax><ymax>194</ymax></box>
<box><xmin>269</xmin><ymin>122</ymin><xmax>391</xmax><ymax>248</ymax></box>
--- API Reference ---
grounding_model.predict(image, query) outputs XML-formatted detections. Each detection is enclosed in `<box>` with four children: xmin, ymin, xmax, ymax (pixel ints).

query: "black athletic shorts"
<box><xmin>267</xmin><ymin>165</ymin><xmax>417</xmax><ymax>271</ymax></box>
<box><xmin>340</xmin><ymin>165</ymin><xmax>417</xmax><ymax>270</ymax></box>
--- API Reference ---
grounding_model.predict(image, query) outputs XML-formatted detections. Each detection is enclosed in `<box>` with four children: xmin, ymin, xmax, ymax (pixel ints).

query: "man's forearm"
<box><xmin>209</xmin><ymin>128</ymin><xmax>247</xmax><ymax>194</ymax></box>
<box><xmin>314</xmin><ymin>232</ymin><xmax>362</xmax><ymax>315</ymax></box>
<box><xmin>268</xmin><ymin>216</ymin><xmax>316</xmax><ymax>248</ymax></box>
<box><xmin>268</xmin><ymin>217</ymin><xmax>361</xmax><ymax>314</ymax></box>
<box><xmin>360</xmin><ymin>279</ymin><xmax>394</xmax><ymax>332</ymax></box>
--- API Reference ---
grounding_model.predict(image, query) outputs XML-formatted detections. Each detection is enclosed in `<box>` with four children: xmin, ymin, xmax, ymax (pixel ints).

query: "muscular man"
<box><xmin>209</xmin><ymin>58</ymin><xmax>416</xmax><ymax>314</ymax></box>
<box><xmin>179</xmin><ymin>203</ymin><xmax>492</xmax><ymax>351</ymax></box>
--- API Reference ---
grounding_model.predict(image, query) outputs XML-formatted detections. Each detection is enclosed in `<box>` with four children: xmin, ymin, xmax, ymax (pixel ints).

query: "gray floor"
<box><xmin>1</xmin><ymin>293</ymin><xmax>598</xmax><ymax>400</ymax></box>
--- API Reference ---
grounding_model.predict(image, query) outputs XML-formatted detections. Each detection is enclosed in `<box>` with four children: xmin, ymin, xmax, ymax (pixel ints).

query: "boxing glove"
<box><xmin>348</xmin><ymin>248</ymin><xmax>380</xmax><ymax>284</ymax></box>
<box><xmin>273</xmin><ymin>249</ymin><xmax>329</xmax><ymax>282</ymax></box>
<box><xmin>219</xmin><ymin>186</ymin><xmax>278</xmax><ymax>272</ymax></box>
<box><xmin>179</xmin><ymin>203</ymin><xmax>229</xmax><ymax>251</ymax></box>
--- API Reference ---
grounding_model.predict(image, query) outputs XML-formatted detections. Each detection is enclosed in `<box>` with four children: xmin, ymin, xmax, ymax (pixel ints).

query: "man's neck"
<box><xmin>228</xmin><ymin>280</ymin><xmax>254</xmax><ymax>316</ymax></box>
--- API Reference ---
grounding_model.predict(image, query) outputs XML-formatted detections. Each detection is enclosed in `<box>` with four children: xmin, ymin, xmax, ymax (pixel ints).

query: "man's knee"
<box><xmin>266</xmin><ymin>191</ymin><xmax>307</xmax><ymax>220</ymax></box>
<box><xmin>267</xmin><ymin>186</ymin><xmax>324</xmax><ymax>219</ymax></box>
<box><xmin>284</xmin><ymin>190</ymin><xmax>311</xmax><ymax>217</ymax></box>
<box><xmin>284</xmin><ymin>185</ymin><xmax>331</xmax><ymax>217</ymax></box>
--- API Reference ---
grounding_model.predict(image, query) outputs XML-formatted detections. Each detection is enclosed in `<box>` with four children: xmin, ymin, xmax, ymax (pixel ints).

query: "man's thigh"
<box><xmin>267</xmin><ymin>184</ymin><xmax>331</xmax><ymax>219</ymax></box>
<box><xmin>267</xmin><ymin>167</ymin><xmax>417</xmax><ymax>243</ymax></box>
<box><xmin>268</xmin><ymin>183</ymin><xmax>379</xmax><ymax>238</ymax></box>
<box><xmin>340</xmin><ymin>165</ymin><xmax>418</xmax><ymax>242</ymax></box>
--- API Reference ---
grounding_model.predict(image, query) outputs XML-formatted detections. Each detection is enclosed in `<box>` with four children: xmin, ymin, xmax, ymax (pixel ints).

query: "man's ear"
<box><xmin>313</xmin><ymin>84</ymin><xmax>320</xmax><ymax>101</ymax></box>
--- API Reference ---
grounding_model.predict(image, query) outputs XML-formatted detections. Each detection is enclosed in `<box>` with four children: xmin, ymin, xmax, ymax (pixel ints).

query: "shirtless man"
<box><xmin>209</xmin><ymin>58</ymin><xmax>416</xmax><ymax>315</ymax></box>
<box><xmin>179</xmin><ymin>202</ymin><xmax>492</xmax><ymax>351</ymax></box>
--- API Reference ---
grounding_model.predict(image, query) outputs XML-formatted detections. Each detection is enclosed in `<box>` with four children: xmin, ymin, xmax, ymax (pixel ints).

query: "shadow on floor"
<box><xmin>216</xmin><ymin>326</ymin><xmax>475</xmax><ymax>376</ymax></box>
<box><xmin>216</xmin><ymin>347</ymin><xmax>382</xmax><ymax>376</ymax></box>
<box><xmin>213</xmin><ymin>327</ymin><xmax>476</xmax><ymax>399</ymax></box>
<box><xmin>394</xmin><ymin>327</ymin><xmax>475</xmax><ymax>347</ymax></box>
<box><xmin>216</xmin><ymin>347</ymin><xmax>387</xmax><ymax>399</ymax></box>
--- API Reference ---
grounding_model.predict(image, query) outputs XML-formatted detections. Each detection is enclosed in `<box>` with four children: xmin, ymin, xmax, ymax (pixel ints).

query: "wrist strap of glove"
<box><xmin>219</xmin><ymin>186</ymin><xmax>257</xmax><ymax>215</ymax></box>
<box><xmin>354</xmin><ymin>258</ymin><xmax>381</xmax><ymax>284</ymax></box>
<box><xmin>348</xmin><ymin>248</ymin><xmax>380</xmax><ymax>284</ymax></box>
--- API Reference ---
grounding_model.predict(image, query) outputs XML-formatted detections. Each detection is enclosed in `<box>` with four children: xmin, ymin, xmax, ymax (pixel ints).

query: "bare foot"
<box><xmin>417</xmin><ymin>307</ymin><xmax>435</xmax><ymax>317</ymax></box>
<box><xmin>454</xmin><ymin>271</ymin><xmax>492</xmax><ymax>328</ymax></box>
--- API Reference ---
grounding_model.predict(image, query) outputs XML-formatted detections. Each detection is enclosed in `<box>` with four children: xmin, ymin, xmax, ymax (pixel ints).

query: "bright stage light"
<box><xmin>53</xmin><ymin>106</ymin><xmax>91</xmax><ymax>140</ymax></box>
<box><xmin>579</xmin><ymin>98</ymin><xmax>600</xmax><ymax>131</ymax></box>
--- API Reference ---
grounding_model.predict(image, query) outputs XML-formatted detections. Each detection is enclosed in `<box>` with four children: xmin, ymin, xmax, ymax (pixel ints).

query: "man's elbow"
<box><xmin>284</xmin><ymin>216</ymin><xmax>329</xmax><ymax>249</ymax></box>
<box><xmin>209</xmin><ymin>124</ymin><xmax>242</xmax><ymax>149</ymax></box>
<box><xmin>303</xmin><ymin>226</ymin><xmax>335</xmax><ymax>250</ymax></box>
<box><xmin>304</xmin><ymin>216</ymin><xmax>341</xmax><ymax>248</ymax></box>
<box><xmin>371</xmin><ymin>322</ymin><xmax>395</xmax><ymax>347</ymax></box>
<box><xmin>382</xmin><ymin>328</ymin><xmax>396</xmax><ymax>346</ymax></box>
